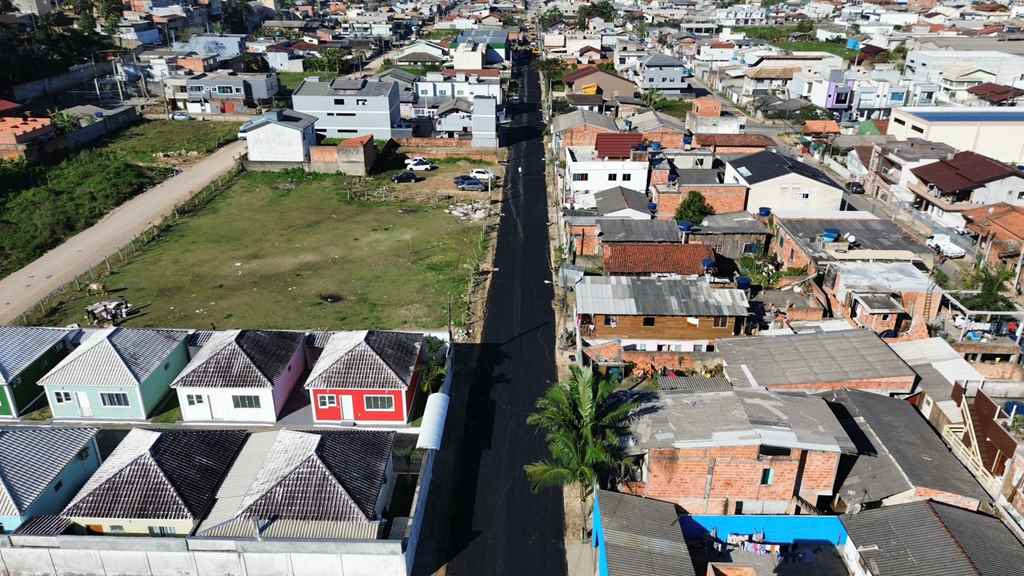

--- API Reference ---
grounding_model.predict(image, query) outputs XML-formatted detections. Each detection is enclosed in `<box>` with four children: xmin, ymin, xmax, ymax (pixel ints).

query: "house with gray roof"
<box><xmin>239</xmin><ymin>109</ymin><xmax>317</xmax><ymax>163</ymax></box>
<box><xmin>292</xmin><ymin>77</ymin><xmax>409</xmax><ymax>140</ymax></box>
<box><xmin>575</xmin><ymin>276</ymin><xmax>748</xmax><ymax>353</ymax></box>
<box><xmin>60</xmin><ymin>428</ymin><xmax>248</xmax><ymax>537</ymax></box>
<box><xmin>305</xmin><ymin>330</ymin><xmax>424</xmax><ymax>425</ymax></box>
<box><xmin>195</xmin><ymin>429</ymin><xmax>396</xmax><ymax>540</ymax></box>
<box><xmin>718</xmin><ymin>329</ymin><xmax>917</xmax><ymax>394</ymax></box>
<box><xmin>594</xmin><ymin>186</ymin><xmax>652</xmax><ymax>219</ymax></box>
<box><xmin>627</xmin><ymin>388</ymin><xmax>853</xmax><ymax>514</ymax></box>
<box><xmin>0</xmin><ymin>327</ymin><xmax>76</xmax><ymax>418</ymax></box>
<box><xmin>40</xmin><ymin>328</ymin><xmax>191</xmax><ymax>421</ymax></box>
<box><xmin>724</xmin><ymin>151</ymin><xmax>844</xmax><ymax>214</ymax></box>
<box><xmin>824</xmin><ymin>389</ymin><xmax>987</xmax><ymax>514</ymax></box>
<box><xmin>171</xmin><ymin>330</ymin><xmax>306</xmax><ymax>424</ymax></box>
<box><xmin>592</xmin><ymin>490</ymin><xmax>696</xmax><ymax>576</ymax></box>
<box><xmin>597</xmin><ymin>219</ymin><xmax>680</xmax><ymax>243</ymax></box>
<box><xmin>842</xmin><ymin>500</ymin><xmax>1024</xmax><ymax>576</ymax></box>
<box><xmin>638</xmin><ymin>53</ymin><xmax>692</xmax><ymax>97</ymax></box>
<box><xmin>0</xmin><ymin>427</ymin><xmax>99</xmax><ymax>533</ymax></box>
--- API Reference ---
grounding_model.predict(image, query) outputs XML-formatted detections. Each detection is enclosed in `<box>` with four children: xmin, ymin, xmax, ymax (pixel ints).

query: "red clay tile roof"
<box><xmin>603</xmin><ymin>243</ymin><xmax>715</xmax><ymax>276</ymax></box>
<box><xmin>912</xmin><ymin>151</ymin><xmax>1020</xmax><ymax>195</ymax></box>
<box><xmin>693</xmin><ymin>133</ymin><xmax>775</xmax><ymax>148</ymax></box>
<box><xmin>710</xmin><ymin>41</ymin><xmax>735</xmax><ymax>49</ymax></box>
<box><xmin>594</xmin><ymin>132</ymin><xmax>644</xmax><ymax>159</ymax></box>
<box><xmin>0</xmin><ymin>99</ymin><xmax>21</xmax><ymax>113</ymax></box>
<box><xmin>967</xmin><ymin>82</ymin><xmax>1024</xmax><ymax>103</ymax></box>
<box><xmin>563</xmin><ymin>65</ymin><xmax>600</xmax><ymax>83</ymax></box>
<box><xmin>0</xmin><ymin>117</ymin><xmax>52</xmax><ymax>137</ymax></box>
<box><xmin>962</xmin><ymin>203</ymin><xmax>1024</xmax><ymax>242</ymax></box>
<box><xmin>441</xmin><ymin>68</ymin><xmax>500</xmax><ymax>78</ymax></box>
<box><xmin>339</xmin><ymin>134</ymin><xmax>372</xmax><ymax>148</ymax></box>
<box><xmin>803</xmin><ymin>120</ymin><xmax>841</xmax><ymax>135</ymax></box>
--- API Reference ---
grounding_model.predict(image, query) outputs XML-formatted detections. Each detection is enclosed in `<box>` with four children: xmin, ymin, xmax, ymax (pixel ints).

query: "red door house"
<box><xmin>305</xmin><ymin>330</ymin><xmax>424</xmax><ymax>425</ymax></box>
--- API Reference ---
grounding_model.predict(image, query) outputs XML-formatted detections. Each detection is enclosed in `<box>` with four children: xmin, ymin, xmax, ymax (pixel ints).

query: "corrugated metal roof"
<box><xmin>596</xmin><ymin>490</ymin><xmax>696</xmax><ymax>576</ymax></box>
<box><xmin>0</xmin><ymin>427</ymin><xmax>97</xmax><ymax>517</ymax></box>
<box><xmin>171</xmin><ymin>330</ymin><xmax>305</xmax><ymax>390</ymax></box>
<box><xmin>0</xmin><ymin>327</ymin><xmax>73</xmax><ymax>386</ymax></box>
<box><xmin>598</xmin><ymin>220</ymin><xmax>680</xmax><ymax>243</ymax></box>
<box><xmin>40</xmin><ymin>328</ymin><xmax>189</xmax><ymax>389</ymax></box>
<box><xmin>656</xmin><ymin>374</ymin><xmax>731</xmax><ymax>393</ymax></box>
<box><xmin>575</xmin><ymin>276</ymin><xmax>749</xmax><ymax>317</ymax></box>
<box><xmin>305</xmin><ymin>331</ymin><xmax>423</xmax><ymax>391</ymax></box>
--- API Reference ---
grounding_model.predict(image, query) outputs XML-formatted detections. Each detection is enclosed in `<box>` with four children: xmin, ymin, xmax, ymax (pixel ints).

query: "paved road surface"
<box><xmin>0</xmin><ymin>140</ymin><xmax>246</xmax><ymax>324</ymax></box>
<box><xmin>413</xmin><ymin>57</ymin><xmax>566</xmax><ymax>575</ymax></box>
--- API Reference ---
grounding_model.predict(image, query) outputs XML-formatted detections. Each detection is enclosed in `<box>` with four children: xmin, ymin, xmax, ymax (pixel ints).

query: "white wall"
<box><xmin>565</xmin><ymin>156</ymin><xmax>649</xmax><ymax>208</ymax></box>
<box><xmin>743</xmin><ymin>172</ymin><xmax>845</xmax><ymax>214</ymax></box>
<box><xmin>888</xmin><ymin>109</ymin><xmax>1024</xmax><ymax>165</ymax></box>
<box><xmin>247</xmin><ymin>124</ymin><xmax>307</xmax><ymax>163</ymax></box>
<box><xmin>177</xmin><ymin>387</ymin><xmax>277</xmax><ymax>424</ymax></box>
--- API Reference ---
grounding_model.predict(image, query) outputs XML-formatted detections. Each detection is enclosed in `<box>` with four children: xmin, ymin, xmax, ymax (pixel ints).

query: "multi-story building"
<box><xmin>636</xmin><ymin>54</ymin><xmax>692</xmax><ymax>97</ymax></box>
<box><xmin>904</xmin><ymin>49</ymin><xmax>1024</xmax><ymax>102</ymax></box>
<box><xmin>415</xmin><ymin>70</ymin><xmax>503</xmax><ymax>106</ymax></box>
<box><xmin>184</xmin><ymin>70</ymin><xmax>279</xmax><ymax>115</ymax></box>
<box><xmin>863</xmin><ymin>138</ymin><xmax>957</xmax><ymax>203</ymax></box>
<box><xmin>292</xmin><ymin>77</ymin><xmax>410</xmax><ymax>140</ymax></box>
<box><xmin>564</xmin><ymin>133</ymin><xmax>650</xmax><ymax>209</ymax></box>
<box><xmin>887</xmin><ymin>107</ymin><xmax>1024</xmax><ymax>165</ymax></box>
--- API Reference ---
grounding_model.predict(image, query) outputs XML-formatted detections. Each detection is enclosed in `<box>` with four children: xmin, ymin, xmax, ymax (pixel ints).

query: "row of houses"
<box><xmin>0</xmin><ymin>326</ymin><xmax>435</xmax><ymax>426</ymax></box>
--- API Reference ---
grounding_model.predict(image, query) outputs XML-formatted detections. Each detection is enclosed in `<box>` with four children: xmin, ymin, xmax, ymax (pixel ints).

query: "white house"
<box><xmin>415</xmin><ymin>71</ymin><xmax>503</xmax><ymax>106</ymax></box>
<box><xmin>724</xmin><ymin>151</ymin><xmax>844</xmax><ymax>214</ymax></box>
<box><xmin>171</xmin><ymin>330</ymin><xmax>306</xmax><ymax>424</ymax></box>
<box><xmin>238</xmin><ymin>109</ymin><xmax>317</xmax><ymax>163</ymax></box>
<box><xmin>453</xmin><ymin>42</ymin><xmax>486</xmax><ymax>70</ymax></box>
<box><xmin>564</xmin><ymin>146</ymin><xmax>650</xmax><ymax>209</ymax></box>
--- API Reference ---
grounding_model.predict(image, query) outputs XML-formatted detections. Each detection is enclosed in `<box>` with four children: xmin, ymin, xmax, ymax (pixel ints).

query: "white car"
<box><xmin>404</xmin><ymin>156</ymin><xmax>427</xmax><ymax>166</ymax></box>
<box><xmin>408</xmin><ymin>160</ymin><xmax>438</xmax><ymax>171</ymax></box>
<box><xmin>926</xmin><ymin>234</ymin><xmax>966</xmax><ymax>258</ymax></box>
<box><xmin>470</xmin><ymin>168</ymin><xmax>496</xmax><ymax>182</ymax></box>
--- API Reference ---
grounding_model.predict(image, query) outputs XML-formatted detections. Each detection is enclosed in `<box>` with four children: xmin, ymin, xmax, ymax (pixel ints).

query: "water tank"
<box><xmin>736</xmin><ymin>276</ymin><xmax>752</xmax><ymax>290</ymax></box>
<box><xmin>702</xmin><ymin>257</ymin><xmax>715</xmax><ymax>270</ymax></box>
<box><xmin>648</xmin><ymin>202</ymin><xmax>658</xmax><ymax>213</ymax></box>
<box><xmin>650</xmin><ymin>141</ymin><xmax>662</xmax><ymax>152</ymax></box>
<box><xmin>758</xmin><ymin>207</ymin><xmax>772</xmax><ymax>217</ymax></box>
<box><xmin>678</xmin><ymin>220</ymin><xmax>693</xmax><ymax>231</ymax></box>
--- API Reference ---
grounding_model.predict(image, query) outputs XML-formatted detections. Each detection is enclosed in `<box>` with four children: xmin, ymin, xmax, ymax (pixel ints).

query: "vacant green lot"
<box><xmin>279</xmin><ymin>71</ymin><xmax>338</xmax><ymax>92</ymax></box>
<box><xmin>105</xmin><ymin>120</ymin><xmax>242</xmax><ymax>165</ymax></box>
<box><xmin>33</xmin><ymin>171</ymin><xmax>485</xmax><ymax>331</ymax></box>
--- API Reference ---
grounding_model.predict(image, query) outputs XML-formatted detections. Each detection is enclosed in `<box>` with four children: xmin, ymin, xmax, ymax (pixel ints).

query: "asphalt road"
<box><xmin>0</xmin><ymin>140</ymin><xmax>246</xmax><ymax>325</ymax></box>
<box><xmin>413</xmin><ymin>56</ymin><xmax>566</xmax><ymax>575</ymax></box>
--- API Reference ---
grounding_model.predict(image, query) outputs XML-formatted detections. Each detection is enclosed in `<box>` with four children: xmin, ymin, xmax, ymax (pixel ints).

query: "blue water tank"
<box><xmin>650</xmin><ymin>142</ymin><xmax>662</xmax><ymax>152</ymax></box>
<box><xmin>678</xmin><ymin>220</ymin><xmax>693</xmax><ymax>231</ymax></box>
<box><xmin>648</xmin><ymin>202</ymin><xmax>658</xmax><ymax>213</ymax></box>
<box><xmin>822</xmin><ymin>227</ymin><xmax>841</xmax><ymax>242</ymax></box>
<box><xmin>702</xmin><ymin>258</ymin><xmax>715</xmax><ymax>270</ymax></box>
<box><xmin>736</xmin><ymin>276</ymin><xmax>752</xmax><ymax>290</ymax></box>
<box><xmin>758</xmin><ymin>207</ymin><xmax>772</xmax><ymax>217</ymax></box>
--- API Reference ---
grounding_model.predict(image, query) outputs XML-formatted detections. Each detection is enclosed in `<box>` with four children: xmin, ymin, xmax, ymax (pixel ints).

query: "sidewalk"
<box><xmin>0</xmin><ymin>140</ymin><xmax>246</xmax><ymax>324</ymax></box>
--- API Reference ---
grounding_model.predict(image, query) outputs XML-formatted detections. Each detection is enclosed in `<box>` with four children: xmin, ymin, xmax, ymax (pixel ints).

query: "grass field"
<box><xmin>278</xmin><ymin>71</ymin><xmax>338</xmax><ymax>92</ymax></box>
<box><xmin>32</xmin><ymin>170</ymin><xmax>487</xmax><ymax>331</ymax></box>
<box><xmin>104</xmin><ymin>120</ymin><xmax>242</xmax><ymax>165</ymax></box>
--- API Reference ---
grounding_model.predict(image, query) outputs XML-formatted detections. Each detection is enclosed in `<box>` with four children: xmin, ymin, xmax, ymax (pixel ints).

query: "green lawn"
<box><xmin>102</xmin><ymin>120</ymin><xmax>242</xmax><ymax>165</ymax></box>
<box><xmin>659</xmin><ymin>99</ymin><xmax>693</xmax><ymax>120</ymax></box>
<box><xmin>278</xmin><ymin>71</ymin><xmax>338</xmax><ymax>92</ymax></box>
<box><xmin>31</xmin><ymin>171</ymin><xmax>486</xmax><ymax>331</ymax></box>
<box><xmin>423</xmin><ymin>28</ymin><xmax>460</xmax><ymax>41</ymax></box>
<box><xmin>778</xmin><ymin>41</ymin><xmax>856</xmax><ymax>60</ymax></box>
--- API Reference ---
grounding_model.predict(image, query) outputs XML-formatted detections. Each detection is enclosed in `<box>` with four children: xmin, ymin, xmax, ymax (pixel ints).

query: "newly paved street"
<box><xmin>413</xmin><ymin>57</ymin><xmax>566</xmax><ymax>575</ymax></box>
<box><xmin>0</xmin><ymin>140</ymin><xmax>245</xmax><ymax>324</ymax></box>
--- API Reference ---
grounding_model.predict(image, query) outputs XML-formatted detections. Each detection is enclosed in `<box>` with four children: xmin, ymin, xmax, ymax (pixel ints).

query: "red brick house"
<box><xmin>625</xmin><ymin>388</ymin><xmax>852</xmax><ymax>514</ymax></box>
<box><xmin>305</xmin><ymin>330</ymin><xmax>424</xmax><ymax>424</ymax></box>
<box><xmin>551</xmin><ymin>109</ymin><xmax>620</xmax><ymax>148</ymax></box>
<box><xmin>691</xmin><ymin>133</ymin><xmax>776</xmax><ymax>155</ymax></box>
<box><xmin>602</xmin><ymin>243</ymin><xmax>715</xmax><ymax>277</ymax></box>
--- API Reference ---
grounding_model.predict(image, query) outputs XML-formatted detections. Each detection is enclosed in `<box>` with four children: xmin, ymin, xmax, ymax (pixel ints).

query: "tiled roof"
<box><xmin>693</xmin><ymin>133</ymin><xmax>775</xmax><ymax>148</ymax></box>
<box><xmin>803</xmin><ymin>119</ymin><xmax>840</xmax><ymax>134</ymax></box>
<box><xmin>196</xmin><ymin>429</ymin><xmax>395</xmax><ymax>537</ymax></box>
<box><xmin>0</xmin><ymin>117</ymin><xmax>52</xmax><ymax>137</ymax></box>
<box><xmin>63</xmin><ymin>429</ymin><xmax>247</xmax><ymax>521</ymax></box>
<box><xmin>551</xmin><ymin>109</ymin><xmax>619</xmax><ymax>134</ymax></box>
<box><xmin>595</xmin><ymin>132</ymin><xmax>644</xmax><ymax>159</ymax></box>
<box><xmin>0</xmin><ymin>427</ymin><xmax>97</xmax><ymax>516</ymax></box>
<box><xmin>911</xmin><ymin>151</ymin><xmax>1019</xmax><ymax>194</ymax></box>
<box><xmin>967</xmin><ymin>82</ymin><xmax>1024</xmax><ymax>103</ymax></box>
<box><xmin>305</xmin><ymin>330</ymin><xmax>422</xmax><ymax>391</ymax></box>
<box><xmin>563</xmin><ymin>65</ymin><xmax>600</xmax><ymax>83</ymax></box>
<box><xmin>603</xmin><ymin>243</ymin><xmax>715</xmax><ymax>276</ymax></box>
<box><xmin>39</xmin><ymin>328</ymin><xmax>189</xmax><ymax>389</ymax></box>
<box><xmin>0</xmin><ymin>327</ymin><xmax>72</xmax><ymax>386</ymax></box>
<box><xmin>171</xmin><ymin>330</ymin><xmax>304</xmax><ymax>389</ymax></box>
<box><xmin>963</xmin><ymin>202</ymin><xmax>1024</xmax><ymax>241</ymax></box>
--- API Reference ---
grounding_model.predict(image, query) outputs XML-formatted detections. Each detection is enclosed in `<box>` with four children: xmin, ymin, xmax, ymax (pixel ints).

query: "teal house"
<box><xmin>39</xmin><ymin>328</ymin><xmax>190</xmax><ymax>421</ymax></box>
<box><xmin>0</xmin><ymin>427</ymin><xmax>100</xmax><ymax>533</ymax></box>
<box><xmin>0</xmin><ymin>327</ymin><xmax>76</xmax><ymax>418</ymax></box>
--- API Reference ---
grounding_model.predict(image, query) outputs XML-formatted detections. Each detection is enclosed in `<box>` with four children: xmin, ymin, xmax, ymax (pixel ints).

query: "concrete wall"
<box><xmin>12</xmin><ymin>63</ymin><xmax>114</xmax><ymax>103</ymax></box>
<box><xmin>247</xmin><ymin>123</ymin><xmax>308</xmax><ymax>163</ymax></box>
<box><xmin>63</xmin><ymin>109</ymin><xmax>141</xmax><ymax>151</ymax></box>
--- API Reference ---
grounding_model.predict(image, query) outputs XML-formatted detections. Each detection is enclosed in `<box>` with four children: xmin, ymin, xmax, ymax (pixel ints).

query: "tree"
<box><xmin>0</xmin><ymin>0</ymin><xmax>15</xmax><ymax>14</ymax></box>
<box><xmin>575</xmin><ymin>0</ymin><xmax>616</xmax><ymax>29</ymax></box>
<box><xmin>524</xmin><ymin>366</ymin><xmax>640</xmax><ymax>540</ymax></box>
<box><xmin>674</xmin><ymin>191</ymin><xmax>714</xmax><ymax>225</ymax></box>
<box><xmin>960</xmin><ymin>264</ymin><xmax>1015</xmax><ymax>311</ymax></box>
<box><xmin>48</xmin><ymin>110</ymin><xmax>81</xmax><ymax>135</ymax></box>
<box><xmin>98</xmin><ymin>0</ymin><xmax>122</xmax><ymax>35</ymax></box>
<box><xmin>76</xmin><ymin>0</ymin><xmax>96</xmax><ymax>33</ymax></box>
<box><xmin>539</xmin><ymin>8</ymin><xmax>563</xmax><ymax>31</ymax></box>
<box><xmin>640</xmin><ymin>88</ymin><xmax>668</xmax><ymax>111</ymax></box>
<box><xmin>220</xmin><ymin>0</ymin><xmax>252</xmax><ymax>35</ymax></box>
<box><xmin>795</xmin><ymin>20</ymin><xmax>814</xmax><ymax>34</ymax></box>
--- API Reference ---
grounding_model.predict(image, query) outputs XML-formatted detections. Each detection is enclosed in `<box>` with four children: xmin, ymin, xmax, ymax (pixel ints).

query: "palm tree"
<box><xmin>961</xmin><ymin>264</ymin><xmax>1015</xmax><ymax>311</ymax></box>
<box><xmin>524</xmin><ymin>365</ymin><xmax>639</xmax><ymax>540</ymax></box>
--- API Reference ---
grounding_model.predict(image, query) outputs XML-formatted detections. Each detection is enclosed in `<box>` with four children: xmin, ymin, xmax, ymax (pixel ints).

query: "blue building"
<box><xmin>0</xmin><ymin>427</ymin><xmax>100</xmax><ymax>532</ymax></box>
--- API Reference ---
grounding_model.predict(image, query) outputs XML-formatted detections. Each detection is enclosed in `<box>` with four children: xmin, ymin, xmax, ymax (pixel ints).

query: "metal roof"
<box><xmin>911</xmin><ymin>109</ymin><xmax>1024</xmax><ymax>122</ymax></box>
<box><xmin>631</xmin><ymin>389</ymin><xmax>852</xmax><ymax>452</ymax></box>
<box><xmin>656</xmin><ymin>374</ymin><xmax>731</xmax><ymax>393</ymax></box>
<box><xmin>595</xmin><ymin>187</ymin><xmax>650</xmax><ymax>216</ymax></box>
<box><xmin>171</xmin><ymin>330</ymin><xmax>305</xmax><ymax>390</ymax></box>
<box><xmin>551</xmin><ymin>109</ymin><xmax>620</xmax><ymax>134</ymax></box>
<box><xmin>305</xmin><ymin>330</ymin><xmax>423</xmax><ymax>391</ymax></box>
<box><xmin>842</xmin><ymin>501</ymin><xmax>1024</xmax><ymax>576</ymax></box>
<box><xmin>780</xmin><ymin>218</ymin><xmax>928</xmax><ymax>260</ymax></box>
<box><xmin>39</xmin><ymin>328</ymin><xmax>189</xmax><ymax>389</ymax></box>
<box><xmin>575</xmin><ymin>276</ymin><xmax>749</xmax><ymax>317</ymax></box>
<box><xmin>63</xmin><ymin>429</ymin><xmax>247</xmax><ymax>521</ymax></box>
<box><xmin>697</xmin><ymin>212</ymin><xmax>768</xmax><ymax>234</ymax></box>
<box><xmin>718</xmin><ymin>330</ymin><xmax>915</xmax><ymax>389</ymax></box>
<box><xmin>596</xmin><ymin>490</ymin><xmax>696</xmax><ymax>576</ymax></box>
<box><xmin>0</xmin><ymin>427</ymin><xmax>97</xmax><ymax>517</ymax></box>
<box><xmin>0</xmin><ymin>327</ymin><xmax>72</xmax><ymax>386</ymax></box>
<box><xmin>729</xmin><ymin>151</ymin><xmax>841</xmax><ymax>189</ymax></box>
<box><xmin>598</xmin><ymin>220</ymin><xmax>680</xmax><ymax>243</ymax></box>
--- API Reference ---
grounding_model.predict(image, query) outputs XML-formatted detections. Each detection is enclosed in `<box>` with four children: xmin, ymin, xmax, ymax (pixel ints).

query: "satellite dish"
<box><xmin>847</xmin><ymin>234</ymin><xmax>856</xmax><ymax>244</ymax></box>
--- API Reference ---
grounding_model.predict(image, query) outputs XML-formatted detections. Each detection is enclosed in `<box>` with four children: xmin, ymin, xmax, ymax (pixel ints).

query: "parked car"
<box><xmin>454</xmin><ymin>175</ymin><xmax>476</xmax><ymax>185</ymax></box>
<box><xmin>169</xmin><ymin>112</ymin><xmax>192</xmax><ymax>121</ymax></box>
<box><xmin>457</xmin><ymin>178</ymin><xmax>486</xmax><ymax>191</ymax></box>
<box><xmin>846</xmin><ymin>181</ymin><xmax>864</xmax><ymax>194</ymax></box>
<box><xmin>404</xmin><ymin>156</ymin><xmax>427</xmax><ymax>166</ymax></box>
<box><xmin>392</xmin><ymin>171</ymin><xmax>420</xmax><ymax>183</ymax></box>
<box><xmin>470</xmin><ymin>168</ymin><xmax>496</xmax><ymax>182</ymax></box>
<box><xmin>409</xmin><ymin>160</ymin><xmax>438</xmax><ymax>171</ymax></box>
<box><xmin>926</xmin><ymin>234</ymin><xmax>966</xmax><ymax>258</ymax></box>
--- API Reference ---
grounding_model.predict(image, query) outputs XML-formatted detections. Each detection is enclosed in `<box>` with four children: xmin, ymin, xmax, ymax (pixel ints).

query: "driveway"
<box><xmin>412</xmin><ymin>56</ymin><xmax>566</xmax><ymax>576</ymax></box>
<box><xmin>0</xmin><ymin>140</ymin><xmax>246</xmax><ymax>324</ymax></box>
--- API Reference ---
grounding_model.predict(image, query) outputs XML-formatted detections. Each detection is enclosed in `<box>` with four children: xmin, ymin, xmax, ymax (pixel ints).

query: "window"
<box><xmin>608</xmin><ymin>173</ymin><xmax>617</xmax><ymax>181</ymax></box>
<box><xmin>760</xmin><ymin>468</ymin><xmax>774</xmax><ymax>485</ymax></box>
<box><xmin>148</xmin><ymin>526</ymin><xmax>176</xmax><ymax>536</ymax></box>
<box><xmin>186</xmin><ymin>394</ymin><xmax>204</xmax><ymax>406</ymax></box>
<box><xmin>642</xmin><ymin>317</ymin><xmax>656</xmax><ymax>327</ymax></box>
<box><xmin>742</xmin><ymin>242</ymin><xmax>759</xmax><ymax>254</ymax></box>
<box><xmin>713</xmin><ymin>316</ymin><xmax>729</xmax><ymax>328</ymax></box>
<box><xmin>603</xmin><ymin>315</ymin><xmax>618</xmax><ymax>327</ymax></box>
<box><xmin>759</xmin><ymin>446</ymin><xmax>792</xmax><ymax>457</ymax></box>
<box><xmin>318</xmin><ymin>394</ymin><xmax>337</xmax><ymax>408</ymax></box>
<box><xmin>333</xmin><ymin>98</ymin><xmax>346</xmax><ymax>105</ymax></box>
<box><xmin>232</xmin><ymin>395</ymin><xmax>261</xmax><ymax>409</ymax></box>
<box><xmin>799</xmin><ymin>192</ymin><xmax>810</xmax><ymax>200</ymax></box>
<box><xmin>1017</xmin><ymin>191</ymin><xmax>1024</xmax><ymax>201</ymax></box>
<box><xmin>188</xmin><ymin>85</ymin><xmax>204</xmax><ymax>93</ymax></box>
<box><xmin>356</xmin><ymin>99</ymin><xmax>368</xmax><ymax>106</ymax></box>
<box><xmin>109</xmin><ymin>525</ymin><xmax>124</xmax><ymax>533</ymax></box>
<box><xmin>893</xmin><ymin>117</ymin><xmax>906</xmax><ymax>126</ymax></box>
<box><xmin>216</xmin><ymin>85</ymin><xmax>234</xmax><ymax>95</ymax></box>
<box><xmin>572</xmin><ymin>173</ymin><xmax>589</xmax><ymax>182</ymax></box>
<box><xmin>53</xmin><ymin>480</ymin><xmax>63</xmax><ymax>492</ymax></box>
<box><xmin>54</xmin><ymin>391</ymin><xmax>72</xmax><ymax>404</ymax></box>
<box><xmin>622</xmin><ymin>174</ymin><xmax>631</xmax><ymax>181</ymax></box>
<box><xmin>911</xmin><ymin>125</ymin><xmax>925</xmax><ymax>134</ymax></box>
<box><xmin>100</xmin><ymin>393</ymin><xmax>130</xmax><ymax>407</ymax></box>
<box><xmin>365</xmin><ymin>395</ymin><xmax>395</xmax><ymax>411</ymax></box>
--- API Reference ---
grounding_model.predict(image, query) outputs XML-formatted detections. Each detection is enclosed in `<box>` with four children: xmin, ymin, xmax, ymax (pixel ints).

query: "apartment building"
<box><xmin>292</xmin><ymin>77</ymin><xmax>409</xmax><ymax>140</ymax></box>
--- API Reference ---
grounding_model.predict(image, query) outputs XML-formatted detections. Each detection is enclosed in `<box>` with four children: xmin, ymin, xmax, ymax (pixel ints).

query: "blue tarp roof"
<box><xmin>681</xmin><ymin>515</ymin><xmax>848</xmax><ymax>545</ymax></box>
<box><xmin>913</xmin><ymin>110</ymin><xmax>1024</xmax><ymax>122</ymax></box>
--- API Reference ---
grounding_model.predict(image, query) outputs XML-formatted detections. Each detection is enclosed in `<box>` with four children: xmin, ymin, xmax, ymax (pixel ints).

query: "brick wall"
<box><xmin>693</xmin><ymin>97</ymin><xmax>722</xmax><ymax>118</ymax></box>
<box><xmin>570</xmin><ymin>224</ymin><xmax>600</xmax><ymax>255</ymax></box>
<box><xmin>643</xmin><ymin>130</ymin><xmax>684</xmax><ymax>149</ymax></box>
<box><xmin>655</xmin><ymin>186</ymin><xmax>748</xmax><ymax>220</ymax></box>
<box><xmin>912</xmin><ymin>487</ymin><xmax>980</xmax><ymax>511</ymax></box>
<box><xmin>651</xmin><ymin>167</ymin><xmax>671</xmax><ymax>187</ymax></box>
<box><xmin>620</xmin><ymin>350</ymin><xmax>722</xmax><ymax>374</ymax></box>
<box><xmin>561</xmin><ymin>125</ymin><xmax>615</xmax><ymax>147</ymax></box>
<box><xmin>764</xmin><ymin>375</ymin><xmax>916</xmax><ymax>394</ymax></box>
<box><xmin>638</xmin><ymin>445</ymin><xmax>839</xmax><ymax>514</ymax></box>
<box><xmin>771</xmin><ymin>227</ymin><xmax>816</xmax><ymax>273</ymax></box>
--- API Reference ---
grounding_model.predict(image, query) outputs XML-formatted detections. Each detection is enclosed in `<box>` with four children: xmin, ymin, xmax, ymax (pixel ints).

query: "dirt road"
<box><xmin>0</xmin><ymin>140</ymin><xmax>246</xmax><ymax>325</ymax></box>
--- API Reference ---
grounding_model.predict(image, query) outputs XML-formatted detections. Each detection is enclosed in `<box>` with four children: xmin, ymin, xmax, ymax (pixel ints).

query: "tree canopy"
<box><xmin>674</xmin><ymin>191</ymin><xmax>715</xmax><ymax>225</ymax></box>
